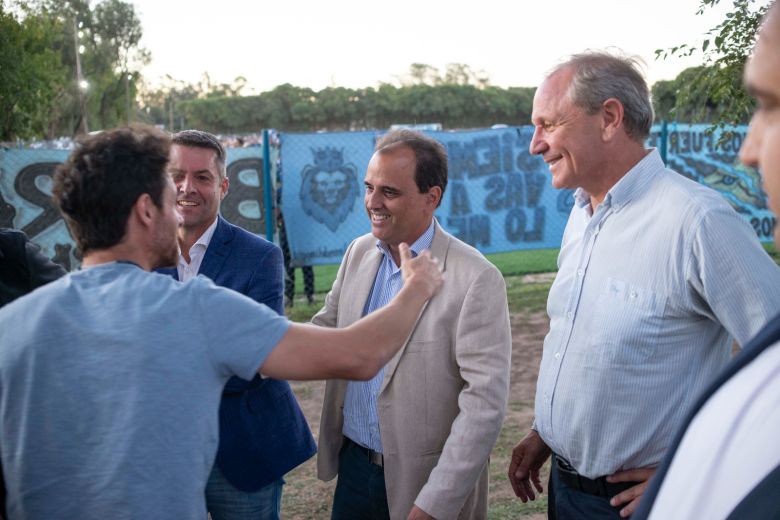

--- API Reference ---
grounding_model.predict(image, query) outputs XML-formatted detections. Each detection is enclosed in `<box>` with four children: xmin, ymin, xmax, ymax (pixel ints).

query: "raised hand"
<box><xmin>399</xmin><ymin>243</ymin><xmax>443</xmax><ymax>300</ymax></box>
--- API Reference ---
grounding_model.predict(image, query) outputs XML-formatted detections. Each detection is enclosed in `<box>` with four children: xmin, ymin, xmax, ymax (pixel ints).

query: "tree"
<box><xmin>652</xmin><ymin>66</ymin><xmax>733</xmax><ymax>122</ymax></box>
<box><xmin>0</xmin><ymin>3</ymin><xmax>66</xmax><ymax>140</ymax></box>
<box><xmin>7</xmin><ymin>0</ymin><xmax>149</xmax><ymax>136</ymax></box>
<box><xmin>656</xmin><ymin>0</ymin><xmax>771</xmax><ymax>127</ymax></box>
<box><xmin>404</xmin><ymin>63</ymin><xmax>442</xmax><ymax>86</ymax></box>
<box><xmin>138</xmin><ymin>73</ymin><xmax>251</xmax><ymax>132</ymax></box>
<box><xmin>89</xmin><ymin>0</ymin><xmax>149</xmax><ymax>127</ymax></box>
<box><xmin>167</xmin><ymin>81</ymin><xmax>535</xmax><ymax>134</ymax></box>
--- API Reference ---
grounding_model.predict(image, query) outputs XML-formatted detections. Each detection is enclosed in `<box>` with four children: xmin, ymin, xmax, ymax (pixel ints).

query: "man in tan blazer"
<box><xmin>314</xmin><ymin>129</ymin><xmax>512</xmax><ymax>520</ymax></box>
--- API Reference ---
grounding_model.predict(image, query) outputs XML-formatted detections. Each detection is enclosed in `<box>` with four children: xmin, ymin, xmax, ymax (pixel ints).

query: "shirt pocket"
<box><xmin>590</xmin><ymin>277</ymin><xmax>667</xmax><ymax>366</ymax></box>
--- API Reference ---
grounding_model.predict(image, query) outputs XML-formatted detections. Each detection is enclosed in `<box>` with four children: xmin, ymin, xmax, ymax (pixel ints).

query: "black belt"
<box><xmin>346</xmin><ymin>437</ymin><xmax>384</xmax><ymax>468</ymax></box>
<box><xmin>554</xmin><ymin>455</ymin><xmax>638</xmax><ymax>499</ymax></box>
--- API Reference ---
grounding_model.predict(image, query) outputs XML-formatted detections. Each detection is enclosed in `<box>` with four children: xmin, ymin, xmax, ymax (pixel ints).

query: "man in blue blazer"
<box><xmin>160</xmin><ymin>130</ymin><xmax>315</xmax><ymax>520</ymax></box>
<box><xmin>633</xmin><ymin>4</ymin><xmax>780</xmax><ymax>518</ymax></box>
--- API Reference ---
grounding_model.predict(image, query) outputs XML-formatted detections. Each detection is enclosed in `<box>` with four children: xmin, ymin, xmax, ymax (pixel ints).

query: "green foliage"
<box><xmin>653</xmin><ymin>66</ymin><xmax>731</xmax><ymax>122</ymax></box>
<box><xmin>3</xmin><ymin>0</ymin><xmax>149</xmax><ymax>137</ymax></box>
<box><xmin>0</xmin><ymin>4</ymin><xmax>66</xmax><ymax>139</ymax></box>
<box><xmin>655</xmin><ymin>0</ymin><xmax>770</xmax><ymax>129</ymax></box>
<box><xmin>172</xmin><ymin>82</ymin><xmax>535</xmax><ymax>133</ymax></box>
<box><xmin>141</xmin><ymin>62</ymin><xmax>533</xmax><ymax>133</ymax></box>
<box><xmin>487</xmin><ymin>248</ymin><xmax>559</xmax><ymax>277</ymax></box>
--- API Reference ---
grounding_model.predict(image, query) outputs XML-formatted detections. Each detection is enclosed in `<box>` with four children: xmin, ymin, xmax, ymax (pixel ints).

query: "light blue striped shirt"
<box><xmin>342</xmin><ymin>220</ymin><xmax>436</xmax><ymax>453</ymax></box>
<box><xmin>535</xmin><ymin>149</ymin><xmax>780</xmax><ymax>478</ymax></box>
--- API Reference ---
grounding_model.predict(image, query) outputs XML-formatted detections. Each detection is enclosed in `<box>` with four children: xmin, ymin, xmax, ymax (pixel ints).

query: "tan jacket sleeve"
<box><xmin>414</xmin><ymin>264</ymin><xmax>512</xmax><ymax>519</ymax></box>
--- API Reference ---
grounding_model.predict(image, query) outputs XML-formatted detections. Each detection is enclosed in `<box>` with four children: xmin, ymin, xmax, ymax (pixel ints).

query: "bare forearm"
<box><xmin>339</xmin><ymin>283</ymin><xmax>430</xmax><ymax>377</ymax></box>
<box><xmin>261</xmin><ymin>286</ymin><xmax>428</xmax><ymax>381</ymax></box>
<box><xmin>259</xmin><ymin>244</ymin><xmax>442</xmax><ymax>382</ymax></box>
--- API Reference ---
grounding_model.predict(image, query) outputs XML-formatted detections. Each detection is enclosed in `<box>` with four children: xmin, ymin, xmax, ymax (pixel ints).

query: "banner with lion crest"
<box><xmin>281</xmin><ymin>125</ymin><xmax>773</xmax><ymax>266</ymax></box>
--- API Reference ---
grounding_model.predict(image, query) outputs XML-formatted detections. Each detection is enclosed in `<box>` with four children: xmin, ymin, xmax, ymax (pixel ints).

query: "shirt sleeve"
<box><xmin>687</xmin><ymin>205</ymin><xmax>780</xmax><ymax>345</ymax></box>
<box><xmin>194</xmin><ymin>277</ymin><xmax>290</xmax><ymax>380</ymax></box>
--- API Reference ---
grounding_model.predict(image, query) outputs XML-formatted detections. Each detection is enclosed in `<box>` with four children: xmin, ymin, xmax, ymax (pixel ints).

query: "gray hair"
<box><xmin>550</xmin><ymin>51</ymin><xmax>654</xmax><ymax>142</ymax></box>
<box><xmin>171</xmin><ymin>129</ymin><xmax>227</xmax><ymax>178</ymax></box>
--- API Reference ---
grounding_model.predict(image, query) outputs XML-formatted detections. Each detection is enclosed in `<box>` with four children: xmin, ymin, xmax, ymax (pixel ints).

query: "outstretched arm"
<box><xmin>260</xmin><ymin>243</ymin><xmax>442</xmax><ymax>381</ymax></box>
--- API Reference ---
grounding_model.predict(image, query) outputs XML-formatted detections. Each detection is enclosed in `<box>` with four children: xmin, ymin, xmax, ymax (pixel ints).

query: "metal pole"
<box><xmin>262</xmin><ymin>129</ymin><xmax>275</xmax><ymax>241</ymax></box>
<box><xmin>660</xmin><ymin>120</ymin><xmax>668</xmax><ymax>165</ymax></box>
<box><xmin>125</xmin><ymin>73</ymin><xmax>131</xmax><ymax>124</ymax></box>
<box><xmin>73</xmin><ymin>18</ymin><xmax>88</xmax><ymax>134</ymax></box>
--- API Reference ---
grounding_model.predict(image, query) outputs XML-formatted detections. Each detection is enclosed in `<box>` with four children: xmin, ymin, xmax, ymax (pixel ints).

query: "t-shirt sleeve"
<box><xmin>193</xmin><ymin>277</ymin><xmax>290</xmax><ymax>381</ymax></box>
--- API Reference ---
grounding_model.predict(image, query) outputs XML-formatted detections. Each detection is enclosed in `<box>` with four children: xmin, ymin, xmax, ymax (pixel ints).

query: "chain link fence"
<box><xmin>0</xmin><ymin>124</ymin><xmax>772</xmax><ymax>270</ymax></box>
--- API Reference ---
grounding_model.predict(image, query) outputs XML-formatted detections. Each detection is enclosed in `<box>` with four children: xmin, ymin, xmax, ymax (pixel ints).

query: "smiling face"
<box><xmin>740</xmin><ymin>6</ymin><xmax>780</xmax><ymax>247</ymax></box>
<box><xmin>529</xmin><ymin>68</ymin><xmax>605</xmax><ymax>193</ymax></box>
<box><xmin>168</xmin><ymin>144</ymin><xmax>228</xmax><ymax>239</ymax></box>
<box><xmin>364</xmin><ymin>145</ymin><xmax>440</xmax><ymax>264</ymax></box>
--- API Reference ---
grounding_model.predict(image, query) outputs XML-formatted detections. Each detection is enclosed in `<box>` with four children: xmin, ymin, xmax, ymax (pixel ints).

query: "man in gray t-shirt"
<box><xmin>0</xmin><ymin>126</ymin><xmax>443</xmax><ymax>520</ymax></box>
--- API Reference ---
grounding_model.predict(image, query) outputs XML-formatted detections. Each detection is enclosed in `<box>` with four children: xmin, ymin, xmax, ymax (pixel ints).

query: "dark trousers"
<box><xmin>278</xmin><ymin>221</ymin><xmax>314</xmax><ymax>303</ymax></box>
<box><xmin>549</xmin><ymin>457</ymin><xmax>625</xmax><ymax>520</ymax></box>
<box><xmin>331</xmin><ymin>438</ymin><xmax>390</xmax><ymax>520</ymax></box>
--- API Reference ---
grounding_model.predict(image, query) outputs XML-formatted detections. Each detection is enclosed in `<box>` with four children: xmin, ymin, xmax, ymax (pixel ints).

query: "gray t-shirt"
<box><xmin>0</xmin><ymin>262</ymin><xmax>289</xmax><ymax>519</ymax></box>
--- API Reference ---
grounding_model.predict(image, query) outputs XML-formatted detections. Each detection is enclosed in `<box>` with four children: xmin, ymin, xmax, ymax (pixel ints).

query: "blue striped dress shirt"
<box><xmin>342</xmin><ymin>221</ymin><xmax>435</xmax><ymax>453</ymax></box>
<box><xmin>534</xmin><ymin>149</ymin><xmax>780</xmax><ymax>478</ymax></box>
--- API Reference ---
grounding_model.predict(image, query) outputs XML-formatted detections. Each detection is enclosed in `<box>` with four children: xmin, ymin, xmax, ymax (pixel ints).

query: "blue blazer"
<box><xmin>634</xmin><ymin>311</ymin><xmax>780</xmax><ymax>520</ymax></box>
<box><xmin>159</xmin><ymin>216</ymin><xmax>316</xmax><ymax>491</ymax></box>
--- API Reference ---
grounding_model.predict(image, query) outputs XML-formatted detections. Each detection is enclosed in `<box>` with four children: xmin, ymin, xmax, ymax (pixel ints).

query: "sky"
<box><xmin>131</xmin><ymin>0</ymin><xmax>742</xmax><ymax>93</ymax></box>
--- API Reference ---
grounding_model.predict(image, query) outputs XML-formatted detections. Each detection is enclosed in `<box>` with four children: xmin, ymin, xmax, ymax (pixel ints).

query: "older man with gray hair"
<box><xmin>508</xmin><ymin>51</ymin><xmax>780</xmax><ymax>519</ymax></box>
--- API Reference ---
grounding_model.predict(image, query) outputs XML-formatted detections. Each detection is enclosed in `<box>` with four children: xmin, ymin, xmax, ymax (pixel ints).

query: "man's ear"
<box><xmin>601</xmin><ymin>98</ymin><xmax>624</xmax><ymax>141</ymax></box>
<box><xmin>133</xmin><ymin>193</ymin><xmax>156</xmax><ymax>228</ymax></box>
<box><xmin>427</xmin><ymin>186</ymin><xmax>442</xmax><ymax>208</ymax></box>
<box><xmin>220</xmin><ymin>175</ymin><xmax>229</xmax><ymax>201</ymax></box>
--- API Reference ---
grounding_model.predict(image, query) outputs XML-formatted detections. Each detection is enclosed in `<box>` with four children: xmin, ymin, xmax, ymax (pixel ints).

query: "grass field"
<box><xmin>282</xmin><ymin>241</ymin><xmax>779</xmax><ymax>518</ymax></box>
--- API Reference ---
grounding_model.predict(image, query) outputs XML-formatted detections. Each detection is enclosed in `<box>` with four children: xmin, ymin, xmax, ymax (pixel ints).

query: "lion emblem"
<box><xmin>299</xmin><ymin>147</ymin><xmax>360</xmax><ymax>232</ymax></box>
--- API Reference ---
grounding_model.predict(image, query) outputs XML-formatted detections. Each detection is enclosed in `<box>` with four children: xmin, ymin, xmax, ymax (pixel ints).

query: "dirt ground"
<box><xmin>281</xmin><ymin>298</ymin><xmax>551</xmax><ymax>520</ymax></box>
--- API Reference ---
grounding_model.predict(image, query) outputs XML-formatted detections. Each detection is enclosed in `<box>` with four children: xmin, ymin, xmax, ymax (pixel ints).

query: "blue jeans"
<box><xmin>548</xmin><ymin>459</ymin><xmax>622</xmax><ymax>520</ymax></box>
<box><xmin>206</xmin><ymin>465</ymin><xmax>283</xmax><ymax>520</ymax></box>
<box><xmin>331</xmin><ymin>438</ymin><xmax>390</xmax><ymax>520</ymax></box>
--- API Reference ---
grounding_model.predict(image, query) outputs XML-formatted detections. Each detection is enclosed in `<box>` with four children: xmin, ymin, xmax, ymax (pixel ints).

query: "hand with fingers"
<box><xmin>607</xmin><ymin>467</ymin><xmax>656</xmax><ymax>518</ymax></box>
<box><xmin>400</xmin><ymin>243</ymin><xmax>443</xmax><ymax>300</ymax></box>
<box><xmin>508</xmin><ymin>429</ymin><xmax>552</xmax><ymax>502</ymax></box>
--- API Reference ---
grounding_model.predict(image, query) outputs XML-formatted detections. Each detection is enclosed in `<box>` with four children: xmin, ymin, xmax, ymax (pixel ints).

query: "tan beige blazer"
<box><xmin>313</xmin><ymin>222</ymin><xmax>511</xmax><ymax>520</ymax></box>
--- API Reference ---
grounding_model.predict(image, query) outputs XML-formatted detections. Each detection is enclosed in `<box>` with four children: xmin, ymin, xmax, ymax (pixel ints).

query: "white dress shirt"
<box><xmin>534</xmin><ymin>149</ymin><xmax>780</xmax><ymax>478</ymax></box>
<box><xmin>647</xmin><ymin>340</ymin><xmax>780</xmax><ymax>520</ymax></box>
<box><xmin>177</xmin><ymin>217</ymin><xmax>219</xmax><ymax>282</ymax></box>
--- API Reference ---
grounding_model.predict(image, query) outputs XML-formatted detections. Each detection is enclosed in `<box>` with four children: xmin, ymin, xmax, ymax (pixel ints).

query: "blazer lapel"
<box><xmin>380</xmin><ymin>220</ymin><xmax>450</xmax><ymax>394</ymax></box>
<box><xmin>343</xmin><ymin>246</ymin><xmax>383</xmax><ymax>325</ymax></box>
<box><xmin>198</xmin><ymin>216</ymin><xmax>233</xmax><ymax>280</ymax></box>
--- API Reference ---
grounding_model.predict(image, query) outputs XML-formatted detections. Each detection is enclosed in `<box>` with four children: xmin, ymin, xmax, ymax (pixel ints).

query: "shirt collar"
<box><xmin>193</xmin><ymin>216</ymin><xmax>219</xmax><ymax>251</ymax></box>
<box><xmin>375</xmin><ymin>219</ymin><xmax>436</xmax><ymax>268</ymax></box>
<box><xmin>179</xmin><ymin>216</ymin><xmax>219</xmax><ymax>269</ymax></box>
<box><xmin>574</xmin><ymin>148</ymin><xmax>663</xmax><ymax>213</ymax></box>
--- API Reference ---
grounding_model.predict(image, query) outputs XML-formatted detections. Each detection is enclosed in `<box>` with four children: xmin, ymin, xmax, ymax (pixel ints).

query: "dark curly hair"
<box><xmin>53</xmin><ymin>125</ymin><xmax>171</xmax><ymax>254</ymax></box>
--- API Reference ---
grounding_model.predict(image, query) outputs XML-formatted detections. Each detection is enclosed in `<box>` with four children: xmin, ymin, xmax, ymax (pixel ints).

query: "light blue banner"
<box><xmin>281</xmin><ymin>127</ymin><xmax>574</xmax><ymax>265</ymax></box>
<box><xmin>2</xmin><ymin>124</ymin><xmax>772</xmax><ymax>270</ymax></box>
<box><xmin>282</xmin><ymin>124</ymin><xmax>772</xmax><ymax>265</ymax></box>
<box><xmin>0</xmin><ymin>147</ymin><xmax>268</xmax><ymax>269</ymax></box>
<box><xmin>648</xmin><ymin>123</ymin><xmax>775</xmax><ymax>241</ymax></box>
